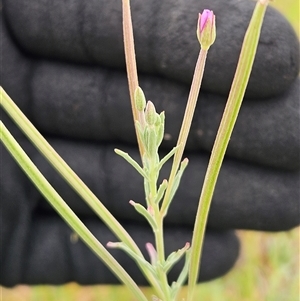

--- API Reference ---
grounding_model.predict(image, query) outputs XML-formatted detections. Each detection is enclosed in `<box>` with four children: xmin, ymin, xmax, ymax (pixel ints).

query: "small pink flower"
<box><xmin>197</xmin><ymin>9</ymin><xmax>216</xmax><ymax>50</ymax></box>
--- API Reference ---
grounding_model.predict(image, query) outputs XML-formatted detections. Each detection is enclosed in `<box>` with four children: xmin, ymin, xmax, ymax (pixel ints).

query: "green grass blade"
<box><xmin>0</xmin><ymin>87</ymin><xmax>139</xmax><ymax>253</ymax></box>
<box><xmin>0</xmin><ymin>87</ymin><xmax>163</xmax><ymax>297</ymax></box>
<box><xmin>187</xmin><ymin>1</ymin><xmax>270</xmax><ymax>300</ymax></box>
<box><xmin>0</xmin><ymin>121</ymin><xmax>148</xmax><ymax>301</ymax></box>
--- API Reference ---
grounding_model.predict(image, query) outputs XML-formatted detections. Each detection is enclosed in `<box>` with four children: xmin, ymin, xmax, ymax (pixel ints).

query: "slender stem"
<box><xmin>154</xmin><ymin>208</ymin><xmax>171</xmax><ymax>301</ymax></box>
<box><xmin>122</xmin><ymin>1</ymin><xmax>168</xmax><ymax>298</ymax></box>
<box><xmin>161</xmin><ymin>49</ymin><xmax>208</xmax><ymax>216</ymax></box>
<box><xmin>187</xmin><ymin>2</ymin><xmax>269</xmax><ymax>300</ymax></box>
<box><xmin>0</xmin><ymin>121</ymin><xmax>148</xmax><ymax>301</ymax></box>
<box><xmin>146</xmin><ymin>166</ymin><xmax>170</xmax><ymax>300</ymax></box>
<box><xmin>122</xmin><ymin>0</ymin><xmax>145</xmax><ymax>156</ymax></box>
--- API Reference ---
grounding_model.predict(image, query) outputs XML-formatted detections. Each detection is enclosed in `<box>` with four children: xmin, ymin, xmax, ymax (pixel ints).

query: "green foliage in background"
<box><xmin>2</xmin><ymin>228</ymin><xmax>299</xmax><ymax>301</ymax></box>
<box><xmin>270</xmin><ymin>0</ymin><xmax>299</xmax><ymax>36</ymax></box>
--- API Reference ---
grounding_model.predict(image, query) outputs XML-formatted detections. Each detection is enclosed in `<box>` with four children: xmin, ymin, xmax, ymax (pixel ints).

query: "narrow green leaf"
<box><xmin>154</xmin><ymin>179</ymin><xmax>168</xmax><ymax>204</ymax></box>
<box><xmin>157</xmin><ymin>145</ymin><xmax>180</xmax><ymax>171</ymax></box>
<box><xmin>107</xmin><ymin>241</ymin><xmax>157</xmax><ymax>277</ymax></box>
<box><xmin>0</xmin><ymin>87</ymin><xmax>163</xmax><ymax>297</ymax></box>
<box><xmin>156</xmin><ymin>111</ymin><xmax>165</xmax><ymax>147</ymax></box>
<box><xmin>114</xmin><ymin>148</ymin><xmax>147</xmax><ymax>178</ymax></box>
<box><xmin>163</xmin><ymin>242</ymin><xmax>190</xmax><ymax>273</ymax></box>
<box><xmin>165</xmin><ymin>158</ymin><xmax>189</xmax><ymax>214</ymax></box>
<box><xmin>129</xmin><ymin>200</ymin><xmax>158</xmax><ymax>231</ymax></box>
<box><xmin>171</xmin><ymin>249</ymin><xmax>191</xmax><ymax>301</ymax></box>
<box><xmin>187</xmin><ymin>2</ymin><xmax>270</xmax><ymax>300</ymax></box>
<box><xmin>0</xmin><ymin>121</ymin><xmax>148</xmax><ymax>301</ymax></box>
<box><xmin>0</xmin><ymin>87</ymin><xmax>140</xmax><ymax>255</ymax></box>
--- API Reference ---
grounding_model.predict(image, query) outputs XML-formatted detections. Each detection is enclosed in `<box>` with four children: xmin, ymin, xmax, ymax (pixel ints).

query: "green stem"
<box><xmin>122</xmin><ymin>1</ymin><xmax>171</xmax><ymax>296</ymax></box>
<box><xmin>154</xmin><ymin>212</ymin><xmax>171</xmax><ymax>301</ymax></box>
<box><xmin>0</xmin><ymin>87</ymin><xmax>163</xmax><ymax>297</ymax></box>
<box><xmin>0</xmin><ymin>121</ymin><xmax>147</xmax><ymax>301</ymax></box>
<box><xmin>161</xmin><ymin>49</ymin><xmax>208</xmax><ymax>216</ymax></box>
<box><xmin>187</xmin><ymin>1</ymin><xmax>269</xmax><ymax>300</ymax></box>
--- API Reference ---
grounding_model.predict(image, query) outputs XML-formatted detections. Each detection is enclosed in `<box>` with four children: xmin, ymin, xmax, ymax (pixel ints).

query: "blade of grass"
<box><xmin>0</xmin><ymin>87</ymin><xmax>137</xmax><ymax>253</ymax></box>
<box><xmin>0</xmin><ymin>87</ymin><xmax>163</xmax><ymax>298</ymax></box>
<box><xmin>187</xmin><ymin>1</ymin><xmax>270</xmax><ymax>300</ymax></box>
<box><xmin>0</xmin><ymin>121</ymin><xmax>148</xmax><ymax>301</ymax></box>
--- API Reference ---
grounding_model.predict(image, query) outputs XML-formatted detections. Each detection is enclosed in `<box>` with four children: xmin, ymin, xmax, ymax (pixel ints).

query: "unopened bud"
<box><xmin>145</xmin><ymin>101</ymin><xmax>157</xmax><ymax>125</ymax></box>
<box><xmin>197</xmin><ymin>9</ymin><xmax>216</xmax><ymax>50</ymax></box>
<box><xmin>134</xmin><ymin>86</ymin><xmax>146</xmax><ymax>111</ymax></box>
<box><xmin>146</xmin><ymin>242</ymin><xmax>157</xmax><ymax>265</ymax></box>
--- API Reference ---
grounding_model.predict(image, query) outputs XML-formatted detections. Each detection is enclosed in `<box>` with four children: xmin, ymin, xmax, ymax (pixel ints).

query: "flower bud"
<box><xmin>134</xmin><ymin>86</ymin><xmax>146</xmax><ymax>111</ymax></box>
<box><xmin>146</xmin><ymin>242</ymin><xmax>157</xmax><ymax>265</ymax></box>
<box><xmin>145</xmin><ymin>101</ymin><xmax>157</xmax><ymax>125</ymax></box>
<box><xmin>197</xmin><ymin>9</ymin><xmax>216</xmax><ymax>50</ymax></box>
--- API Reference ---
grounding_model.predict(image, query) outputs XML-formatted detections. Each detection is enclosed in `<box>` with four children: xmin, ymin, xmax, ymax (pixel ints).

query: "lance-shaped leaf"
<box><xmin>170</xmin><ymin>158</ymin><xmax>189</xmax><ymax>200</ymax></box>
<box><xmin>170</xmin><ymin>248</ymin><xmax>192</xmax><ymax>301</ymax></box>
<box><xmin>154</xmin><ymin>179</ymin><xmax>168</xmax><ymax>204</ymax></box>
<box><xmin>164</xmin><ymin>158</ymin><xmax>189</xmax><ymax>214</ymax></box>
<box><xmin>129</xmin><ymin>200</ymin><xmax>158</xmax><ymax>231</ymax></box>
<box><xmin>114</xmin><ymin>149</ymin><xmax>147</xmax><ymax>179</ymax></box>
<box><xmin>157</xmin><ymin>145</ymin><xmax>180</xmax><ymax>172</ymax></box>
<box><xmin>107</xmin><ymin>241</ymin><xmax>157</xmax><ymax>276</ymax></box>
<box><xmin>163</xmin><ymin>242</ymin><xmax>190</xmax><ymax>273</ymax></box>
<box><xmin>155</xmin><ymin>111</ymin><xmax>165</xmax><ymax>147</ymax></box>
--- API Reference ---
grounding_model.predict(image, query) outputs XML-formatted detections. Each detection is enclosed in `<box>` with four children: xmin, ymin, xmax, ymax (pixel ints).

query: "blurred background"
<box><xmin>2</xmin><ymin>1</ymin><xmax>299</xmax><ymax>300</ymax></box>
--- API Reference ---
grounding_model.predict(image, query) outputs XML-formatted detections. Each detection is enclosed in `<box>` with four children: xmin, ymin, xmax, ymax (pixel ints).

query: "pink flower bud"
<box><xmin>197</xmin><ymin>9</ymin><xmax>216</xmax><ymax>50</ymax></box>
<box><xmin>145</xmin><ymin>242</ymin><xmax>157</xmax><ymax>265</ymax></box>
